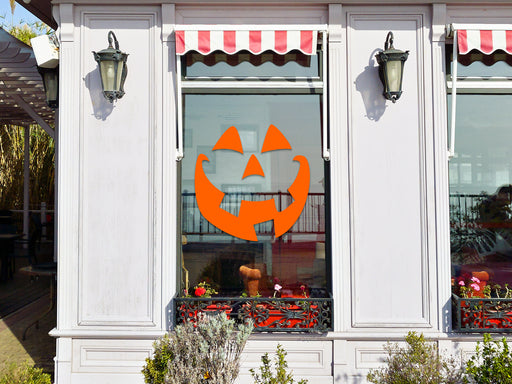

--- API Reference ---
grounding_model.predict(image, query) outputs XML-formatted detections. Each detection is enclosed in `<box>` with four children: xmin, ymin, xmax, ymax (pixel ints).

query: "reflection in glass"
<box><xmin>183</xmin><ymin>50</ymin><xmax>320</xmax><ymax>79</ymax></box>
<box><xmin>447</xmin><ymin>48</ymin><xmax>512</xmax><ymax>78</ymax></box>
<box><xmin>449</xmin><ymin>94</ymin><xmax>512</xmax><ymax>299</ymax></box>
<box><xmin>181</xmin><ymin>94</ymin><xmax>328</xmax><ymax>298</ymax></box>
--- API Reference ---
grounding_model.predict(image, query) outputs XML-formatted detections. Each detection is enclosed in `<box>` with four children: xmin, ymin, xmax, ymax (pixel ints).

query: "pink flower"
<box><xmin>274</xmin><ymin>284</ymin><xmax>282</xmax><ymax>292</ymax></box>
<box><xmin>470</xmin><ymin>283</ymin><xmax>481</xmax><ymax>291</ymax></box>
<box><xmin>458</xmin><ymin>280</ymin><xmax>465</xmax><ymax>286</ymax></box>
<box><xmin>471</xmin><ymin>276</ymin><xmax>481</xmax><ymax>284</ymax></box>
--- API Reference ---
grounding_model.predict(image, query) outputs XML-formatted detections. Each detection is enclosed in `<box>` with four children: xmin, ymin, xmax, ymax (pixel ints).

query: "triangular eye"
<box><xmin>261</xmin><ymin>125</ymin><xmax>291</xmax><ymax>153</ymax></box>
<box><xmin>213</xmin><ymin>126</ymin><xmax>244</xmax><ymax>154</ymax></box>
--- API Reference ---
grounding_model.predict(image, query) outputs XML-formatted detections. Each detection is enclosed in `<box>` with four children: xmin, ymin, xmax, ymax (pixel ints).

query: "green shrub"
<box><xmin>142</xmin><ymin>333</ymin><xmax>174</xmax><ymax>384</ymax></box>
<box><xmin>0</xmin><ymin>361</ymin><xmax>51</xmax><ymax>384</ymax></box>
<box><xmin>367</xmin><ymin>332</ymin><xmax>463</xmax><ymax>384</ymax></box>
<box><xmin>250</xmin><ymin>344</ymin><xmax>308</xmax><ymax>384</ymax></box>
<box><xmin>142</xmin><ymin>313</ymin><xmax>253</xmax><ymax>384</ymax></box>
<box><xmin>464</xmin><ymin>333</ymin><xmax>512</xmax><ymax>384</ymax></box>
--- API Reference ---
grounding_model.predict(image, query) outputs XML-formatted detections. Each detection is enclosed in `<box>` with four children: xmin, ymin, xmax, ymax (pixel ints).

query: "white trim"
<box><xmin>180</xmin><ymin>80</ymin><xmax>324</xmax><ymax>89</ymax></box>
<box><xmin>448</xmin><ymin>29</ymin><xmax>457</xmax><ymax>159</ymax></box>
<box><xmin>450</xmin><ymin>23</ymin><xmax>512</xmax><ymax>31</ymax></box>
<box><xmin>447</xmin><ymin>80</ymin><xmax>512</xmax><ymax>89</ymax></box>
<box><xmin>176</xmin><ymin>54</ymin><xmax>184</xmax><ymax>162</ymax></box>
<box><xmin>322</xmin><ymin>31</ymin><xmax>330</xmax><ymax>161</ymax></box>
<box><xmin>174</xmin><ymin>24</ymin><xmax>328</xmax><ymax>31</ymax></box>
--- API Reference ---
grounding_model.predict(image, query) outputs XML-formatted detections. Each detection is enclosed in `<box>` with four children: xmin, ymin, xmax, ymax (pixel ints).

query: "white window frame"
<box><xmin>447</xmin><ymin>24</ymin><xmax>512</xmax><ymax>158</ymax></box>
<box><xmin>174</xmin><ymin>26</ymin><xmax>329</xmax><ymax>162</ymax></box>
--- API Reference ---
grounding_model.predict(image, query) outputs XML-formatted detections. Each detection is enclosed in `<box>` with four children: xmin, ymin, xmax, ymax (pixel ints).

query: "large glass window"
<box><xmin>448</xmin><ymin>46</ymin><xmax>512</xmax><ymax>306</ymax></box>
<box><xmin>179</xmin><ymin>48</ymin><xmax>330</xmax><ymax>300</ymax></box>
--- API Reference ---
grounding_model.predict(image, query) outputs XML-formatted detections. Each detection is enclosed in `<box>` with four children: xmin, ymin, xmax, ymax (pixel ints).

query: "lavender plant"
<box><xmin>196</xmin><ymin>312</ymin><xmax>253</xmax><ymax>384</ymax></box>
<box><xmin>143</xmin><ymin>312</ymin><xmax>253</xmax><ymax>384</ymax></box>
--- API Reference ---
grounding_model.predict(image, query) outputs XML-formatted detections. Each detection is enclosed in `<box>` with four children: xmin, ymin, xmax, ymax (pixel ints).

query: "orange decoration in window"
<box><xmin>195</xmin><ymin>125</ymin><xmax>310</xmax><ymax>241</ymax></box>
<box><xmin>242</xmin><ymin>154</ymin><xmax>265</xmax><ymax>179</ymax></box>
<box><xmin>261</xmin><ymin>124</ymin><xmax>292</xmax><ymax>153</ymax></box>
<box><xmin>212</xmin><ymin>125</ymin><xmax>244</xmax><ymax>153</ymax></box>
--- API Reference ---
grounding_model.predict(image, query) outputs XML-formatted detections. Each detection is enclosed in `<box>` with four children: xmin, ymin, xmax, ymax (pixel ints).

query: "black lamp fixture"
<box><xmin>375</xmin><ymin>32</ymin><xmax>409</xmax><ymax>103</ymax></box>
<box><xmin>37</xmin><ymin>66</ymin><xmax>59</xmax><ymax>109</ymax></box>
<box><xmin>92</xmin><ymin>31</ymin><xmax>128</xmax><ymax>103</ymax></box>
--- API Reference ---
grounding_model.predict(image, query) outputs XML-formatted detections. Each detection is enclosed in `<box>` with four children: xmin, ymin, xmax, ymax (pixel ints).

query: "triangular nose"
<box><xmin>242</xmin><ymin>154</ymin><xmax>265</xmax><ymax>179</ymax></box>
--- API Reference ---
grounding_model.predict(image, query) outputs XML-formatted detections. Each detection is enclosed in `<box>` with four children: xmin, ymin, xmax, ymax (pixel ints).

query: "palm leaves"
<box><xmin>0</xmin><ymin>124</ymin><xmax>54</xmax><ymax>210</ymax></box>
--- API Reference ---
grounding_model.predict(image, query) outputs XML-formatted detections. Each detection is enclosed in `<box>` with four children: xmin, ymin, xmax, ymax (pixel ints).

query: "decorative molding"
<box><xmin>355</xmin><ymin>348</ymin><xmax>388</xmax><ymax>369</ymax></box>
<box><xmin>72</xmin><ymin>339</ymin><xmax>154</xmax><ymax>373</ymax></box>
<box><xmin>162</xmin><ymin>4</ymin><xmax>175</xmax><ymax>42</ymax></box>
<box><xmin>432</xmin><ymin>4</ymin><xmax>447</xmax><ymax>43</ymax></box>
<box><xmin>328</xmin><ymin>4</ymin><xmax>342</xmax><ymax>43</ymax></box>
<box><xmin>175</xmin><ymin>5</ymin><xmax>327</xmax><ymax>25</ymax></box>
<box><xmin>50</xmin><ymin>328</ymin><xmax>165</xmax><ymax>338</ymax></box>
<box><xmin>345</xmin><ymin>8</ymin><xmax>433</xmax><ymax>328</ymax></box>
<box><xmin>77</xmin><ymin>9</ymin><xmax>159</xmax><ymax>327</ymax></box>
<box><xmin>240</xmin><ymin>340</ymin><xmax>333</xmax><ymax>376</ymax></box>
<box><xmin>59</xmin><ymin>4</ymin><xmax>75</xmax><ymax>42</ymax></box>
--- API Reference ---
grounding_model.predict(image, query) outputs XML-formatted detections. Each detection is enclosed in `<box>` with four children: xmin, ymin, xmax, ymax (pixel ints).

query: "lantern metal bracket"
<box><xmin>375</xmin><ymin>31</ymin><xmax>409</xmax><ymax>104</ymax></box>
<box><xmin>92</xmin><ymin>30</ymin><xmax>128</xmax><ymax>103</ymax></box>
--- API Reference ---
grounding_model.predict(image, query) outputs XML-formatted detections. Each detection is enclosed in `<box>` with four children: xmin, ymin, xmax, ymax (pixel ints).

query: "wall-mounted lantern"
<box><xmin>37</xmin><ymin>66</ymin><xmax>59</xmax><ymax>109</ymax></box>
<box><xmin>92</xmin><ymin>31</ymin><xmax>128</xmax><ymax>103</ymax></box>
<box><xmin>375</xmin><ymin>32</ymin><xmax>409</xmax><ymax>103</ymax></box>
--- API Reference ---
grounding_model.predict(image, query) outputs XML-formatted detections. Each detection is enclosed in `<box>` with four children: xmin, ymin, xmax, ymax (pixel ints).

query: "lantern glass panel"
<box><xmin>99</xmin><ymin>60</ymin><xmax>117</xmax><ymax>91</ymax></box>
<box><xmin>385</xmin><ymin>60</ymin><xmax>402</xmax><ymax>93</ymax></box>
<box><xmin>115</xmin><ymin>61</ymin><xmax>124</xmax><ymax>91</ymax></box>
<box><xmin>43</xmin><ymin>71</ymin><xmax>58</xmax><ymax>103</ymax></box>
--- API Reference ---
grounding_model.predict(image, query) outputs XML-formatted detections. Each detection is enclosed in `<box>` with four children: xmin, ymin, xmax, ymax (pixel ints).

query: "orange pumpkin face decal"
<box><xmin>195</xmin><ymin>124</ymin><xmax>310</xmax><ymax>241</ymax></box>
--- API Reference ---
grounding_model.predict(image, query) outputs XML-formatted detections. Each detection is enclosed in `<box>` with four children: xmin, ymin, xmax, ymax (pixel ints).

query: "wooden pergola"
<box><xmin>0</xmin><ymin>27</ymin><xmax>56</xmax><ymax>239</ymax></box>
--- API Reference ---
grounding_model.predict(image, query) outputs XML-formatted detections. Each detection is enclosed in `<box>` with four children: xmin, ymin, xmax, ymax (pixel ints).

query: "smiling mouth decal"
<box><xmin>194</xmin><ymin>125</ymin><xmax>311</xmax><ymax>241</ymax></box>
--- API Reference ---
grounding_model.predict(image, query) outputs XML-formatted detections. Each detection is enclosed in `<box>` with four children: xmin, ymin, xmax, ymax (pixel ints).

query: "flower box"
<box><xmin>453</xmin><ymin>294</ymin><xmax>512</xmax><ymax>332</ymax></box>
<box><xmin>174</xmin><ymin>296</ymin><xmax>332</xmax><ymax>333</ymax></box>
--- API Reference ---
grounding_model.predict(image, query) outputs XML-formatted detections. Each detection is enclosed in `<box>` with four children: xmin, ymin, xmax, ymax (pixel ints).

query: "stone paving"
<box><xmin>0</xmin><ymin>293</ymin><xmax>56</xmax><ymax>375</ymax></box>
<box><xmin>0</xmin><ymin>242</ymin><xmax>56</xmax><ymax>378</ymax></box>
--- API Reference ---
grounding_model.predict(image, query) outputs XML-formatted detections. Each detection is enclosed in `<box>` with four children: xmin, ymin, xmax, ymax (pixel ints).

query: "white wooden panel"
<box><xmin>347</xmin><ymin>11</ymin><xmax>432</xmax><ymax>327</ymax></box>
<box><xmin>79</xmin><ymin>12</ymin><xmax>158</xmax><ymax>325</ymax></box>
<box><xmin>72</xmin><ymin>339</ymin><xmax>153</xmax><ymax>373</ymax></box>
<box><xmin>240</xmin><ymin>340</ymin><xmax>333</xmax><ymax>377</ymax></box>
<box><xmin>175</xmin><ymin>5</ymin><xmax>327</xmax><ymax>25</ymax></box>
<box><xmin>70</xmin><ymin>374</ymin><xmax>145</xmax><ymax>384</ymax></box>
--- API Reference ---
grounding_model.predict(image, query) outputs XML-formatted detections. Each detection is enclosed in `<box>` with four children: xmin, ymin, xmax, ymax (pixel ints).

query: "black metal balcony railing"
<box><xmin>182</xmin><ymin>192</ymin><xmax>325</xmax><ymax>236</ymax></box>
<box><xmin>453</xmin><ymin>294</ymin><xmax>512</xmax><ymax>332</ymax></box>
<box><xmin>174</xmin><ymin>296</ymin><xmax>333</xmax><ymax>333</ymax></box>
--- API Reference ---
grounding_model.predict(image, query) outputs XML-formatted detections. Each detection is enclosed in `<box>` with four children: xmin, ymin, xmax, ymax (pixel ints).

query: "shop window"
<box><xmin>174</xmin><ymin>29</ymin><xmax>332</xmax><ymax>332</ymax></box>
<box><xmin>448</xmin><ymin>26</ymin><xmax>512</xmax><ymax>331</ymax></box>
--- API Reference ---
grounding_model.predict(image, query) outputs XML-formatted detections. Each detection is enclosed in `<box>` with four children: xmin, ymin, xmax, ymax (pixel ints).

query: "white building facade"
<box><xmin>47</xmin><ymin>1</ymin><xmax>512</xmax><ymax>382</ymax></box>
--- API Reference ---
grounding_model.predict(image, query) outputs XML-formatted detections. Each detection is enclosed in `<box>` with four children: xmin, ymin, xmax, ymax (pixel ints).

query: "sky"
<box><xmin>0</xmin><ymin>2</ymin><xmax>41</xmax><ymax>26</ymax></box>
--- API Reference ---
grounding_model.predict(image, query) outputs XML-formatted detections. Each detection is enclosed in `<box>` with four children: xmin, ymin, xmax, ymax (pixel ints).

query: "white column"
<box><xmin>23</xmin><ymin>125</ymin><xmax>30</xmax><ymax>239</ymax></box>
<box><xmin>327</xmin><ymin>3</ymin><xmax>347</xmax><ymax>333</ymax></box>
<box><xmin>432</xmin><ymin>3</ymin><xmax>452</xmax><ymax>333</ymax></box>
<box><xmin>54</xmin><ymin>111</ymin><xmax>58</xmax><ymax>263</ymax></box>
<box><xmin>162</xmin><ymin>3</ymin><xmax>178</xmax><ymax>330</ymax></box>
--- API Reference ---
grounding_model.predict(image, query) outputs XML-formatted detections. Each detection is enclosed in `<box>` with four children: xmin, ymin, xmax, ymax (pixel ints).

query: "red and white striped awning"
<box><xmin>457</xmin><ymin>29</ymin><xmax>512</xmax><ymax>55</ymax></box>
<box><xmin>175</xmin><ymin>30</ymin><xmax>318</xmax><ymax>56</ymax></box>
